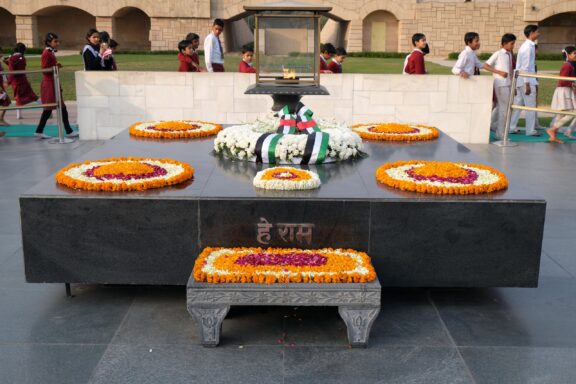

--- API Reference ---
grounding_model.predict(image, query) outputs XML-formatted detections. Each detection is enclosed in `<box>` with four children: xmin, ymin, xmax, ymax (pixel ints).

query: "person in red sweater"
<box><xmin>239</xmin><ymin>48</ymin><xmax>256</xmax><ymax>73</ymax></box>
<box><xmin>178</xmin><ymin>39</ymin><xmax>200</xmax><ymax>72</ymax></box>
<box><xmin>7</xmin><ymin>43</ymin><xmax>39</xmax><ymax>113</ymax></box>
<box><xmin>327</xmin><ymin>47</ymin><xmax>346</xmax><ymax>74</ymax></box>
<box><xmin>0</xmin><ymin>48</ymin><xmax>10</xmax><ymax>129</ymax></box>
<box><xmin>403</xmin><ymin>33</ymin><xmax>428</xmax><ymax>75</ymax></box>
<box><xmin>35</xmin><ymin>33</ymin><xmax>78</xmax><ymax>139</ymax></box>
<box><xmin>320</xmin><ymin>43</ymin><xmax>336</xmax><ymax>73</ymax></box>
<box><xmin>185</xmin><ymin>33</ymin><xmax>201</xmax><ymax>70</ymax></box>
<box><xmin>547</xmin><ymin>46</ymin><xmax>576</xmax><ymax>143</ymax></box>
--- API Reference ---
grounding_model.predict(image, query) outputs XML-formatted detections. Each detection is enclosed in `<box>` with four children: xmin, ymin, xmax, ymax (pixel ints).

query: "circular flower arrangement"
<box><xmin>376</xmin><ymin>160</ymin><xmax>508</xmax><ymax>195</ymax></box>
<box><xmin>129</xmin><ymin>120</ymin><xmax>222</xmax><ymax>139</ymax></box>
<box><xmin>193</xmin><ymin>247</ymin><xmax>377</xmax><ymax>284</ymax></box>
<box><xmin>253</xmin><ymin>167</ymin><xmax>321</xmax><ymax>190</ymax></box>
<box><xmin>55</xmin><ymin>157</ymin><xmax>194</xmax><ymax>192</ymax></box>
<box><xmin>351</xmin><ymin>123</ymin><xmax>439</xmax><ymax>141</ymax></box>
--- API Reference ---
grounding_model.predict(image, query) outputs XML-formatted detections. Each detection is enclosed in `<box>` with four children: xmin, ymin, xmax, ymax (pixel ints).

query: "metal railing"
<box><xmin>493</xmin><ymin>70</ymin><xmax>576</xmax><ymax>147</ymax></box>
<box><xmin>0</xmin><ymin>66</ymin><xmax>74</xmax><ymax>144</ymax></box>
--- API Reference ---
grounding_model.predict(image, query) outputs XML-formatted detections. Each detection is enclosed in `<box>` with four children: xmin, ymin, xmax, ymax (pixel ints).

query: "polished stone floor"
<box><xmin>0</xmin><ymin>136</ymin><xmax>575</xmax><ymax>384</ymax></box>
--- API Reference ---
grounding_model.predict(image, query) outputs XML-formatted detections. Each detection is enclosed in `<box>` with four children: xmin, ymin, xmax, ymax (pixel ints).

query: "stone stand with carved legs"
<box><xmin>187</xmin><ymin>275</ymin><xmax>381</xmax><ymax>348</ymax></box>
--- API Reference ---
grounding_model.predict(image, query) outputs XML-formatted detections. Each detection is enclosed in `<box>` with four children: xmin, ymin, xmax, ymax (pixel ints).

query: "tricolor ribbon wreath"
<box><xmin>255</xmin><ymin>103</ymin><xmax>330</xmax><ymax>165</ymax></box>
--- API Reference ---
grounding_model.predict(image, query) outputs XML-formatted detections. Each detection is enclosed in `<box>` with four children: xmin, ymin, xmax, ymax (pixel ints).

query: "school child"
<box><xmin>546</xmin><ymin>46</ymin><xmax>576</xmax><ymax>143</ymax></box>
<box><xmin>185</xmin><ymin>33</ymin><xmax>201</xmax><ymax>71</ymax></box>
<box><xmin>403</xmin><ymin>33</ymin><xmax>428</xmax><ymax>75</ymax></box>
<box><xmin>239</xmin><ymin>48</ymin><xmax>256</xmax><ymax>73</ymax></box>
<box><xmin>320</xmin><ymin>43</ymin><xmax>336</xmax><ymax>73</ymax></box>
<box><xmin>106</xmin><ymin>39</ymin><xmax>118</xmax><ymax>71</ymax></box>
<box><xmin>178</xmin><ymin>40</ymin><xmax>199</xmax><ymax>72</ymax></box>
<box><xmin>328</xmin><ymin>47</ymin><xmax>347</xmax><ymax>74</ymax></box>
<box><xmin>451</xmin><ymin>32</ymin><xmax>483</xmax><ymax>78</ymax></box>
<box><xmin>0</xmin><ymin>48</ymin><xmax>10</xmax><ymax>129</ymax></box>
<box><xmin>82</xmin><ymin>28</ymin><xmax>112</xmax><ymax>71</ymax></box>
<box><xmin>484</xmin><ymin>33</ymin><xmax>517</xmax><ymax>139</ymax></box>
<box><xmin>36</xmin><ymin>33</ymin><xmax>78</xmax><ymax>139</ymax></box>
<box><xmin>509</xmin><ymin>25</ymin><xmax>541</xmax><ymax>136</ymax></box>
<box><xmin>7</xmin><ymin>43</ymin><xmax>39</xmax><ymax>117</ymax></box>
<box><xmin>204</xmin><ymin>19</ymin><xmax>225</xmax><ymax>72</ymax></box>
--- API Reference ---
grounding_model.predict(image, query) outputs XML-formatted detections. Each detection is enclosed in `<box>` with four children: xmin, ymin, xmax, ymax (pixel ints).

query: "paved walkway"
<box><xmin>0</xmin><ymin>136</ymin><xmax>575</xmax><ymax>383</ymax></box>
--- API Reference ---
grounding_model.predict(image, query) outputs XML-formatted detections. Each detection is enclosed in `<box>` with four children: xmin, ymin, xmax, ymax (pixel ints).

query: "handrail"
<box><xmin>1</xmin><ymin>68</ymin><xmax>55</xmax><ymax>75</ymax></box>
<box><xmin>492</xmin><ymin>69</ymin><xmax>576</xmax><ymax>148</ymax></box>
<box><xmin>0</xmin><ymin>66</ymin><xmax>75</xmax><ymax>144</ymax></box>
<box><xmin>517</xmin><ymin>71</ymin><xmax>576</xmax><ymax>82</ymax></box>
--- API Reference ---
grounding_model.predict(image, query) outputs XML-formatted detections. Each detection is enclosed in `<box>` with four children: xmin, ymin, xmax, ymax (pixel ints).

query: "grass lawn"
<box><xmin>18</xmin><ymin>53</ymin><xmax>556</xmax><ymax>104</ymax></box>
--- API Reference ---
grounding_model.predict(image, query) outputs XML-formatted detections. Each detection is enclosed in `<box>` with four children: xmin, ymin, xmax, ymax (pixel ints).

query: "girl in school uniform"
<box><xmin>7</xmin><ymin>43</ymin><xmax>39</xmax><ymax>116</ymax></box>
<box><xmin>546</xmin><ymin>46</ymin><xmax>576</xmax><ymax>144</ymax></box>
<box><xmin>82</xmin><ymin>28</ymin><xmax>111</xmax><ymax>71</ymax></box>
<box><xmin>0</xmin><ymin>48</ymin><xmax>11</xmax><ymax>128</ymax></box>
<box><xmin>36</xmin><ymin>33</ymin><xmax>78</xmax><ymax>139</ymax></box>
<box><xmin>185</xmin><ymin>33</ymin><xmax>201</xmax><ymax>71</ymax></box>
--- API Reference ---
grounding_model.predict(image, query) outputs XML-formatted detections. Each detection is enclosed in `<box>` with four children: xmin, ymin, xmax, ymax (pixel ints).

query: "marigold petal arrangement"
<box><xmin>55</xmin><ymin>157</ymin><xmax>194</xmax><ymax>192</ymax></box>
<box><xmin>375</xmin><ymin>160</ymin><xmax>508</xmax><ymax>195</ymax></box>
<box><xmin>193</xmin><ymin>247</ymin><xmax>377</xmax><ymax>284</ymax></box>
<box><xmin>130</xmin><ymin>120</ymin><xmax>222</xmax><ymax>139</ymax></box>
<box><xmin>351</xmin><ymin>123</ymin><xmax>439</xmax><ymax>141</ymax></box>
<box><xmin>253</xmin><ymin>167</ymin><xmax>321</xmax><ymax>190</ymax></box>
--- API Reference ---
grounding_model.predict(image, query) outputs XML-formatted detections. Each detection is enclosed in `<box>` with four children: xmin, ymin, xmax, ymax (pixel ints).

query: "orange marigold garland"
<box><xmin>375</xmin><ymin>160</ymin><xmax>508</xmax><ymax>195</ymax></box>
<box><xmin>351</xmin><ymin>123</ymin><xmax>439</xmax><ymax>141</ymax></box>
<box><xmin>253</xmin><ymin>167</ymin><xmax>321</xmax><ymax>190</ymax></box>
<box><xmin>194</xmin><ymin>247</ymin><xmax>377</xmax><ymax>284</ymax></box>
<box><xmin>129</xmin><ymin>120</ymin><xmax>222</xmax><ymax>139</ymax></box>
<box><xmin>55</xmin><ymin>157</ymin><xmax>194</xmax><ymax>192</ymax></box>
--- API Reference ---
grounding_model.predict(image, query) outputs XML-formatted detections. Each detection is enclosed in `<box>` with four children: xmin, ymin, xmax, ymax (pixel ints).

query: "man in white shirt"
<box><xmin>204</xmin><ymin>19</ymin><xmax>225</xmax><ymax>72</ymax></box>
<box><xmin>452</xmin><ymin>32</ymin><xmax>483</xmax><ymax>78</ymax></box>
<box><xmin>509</xmin><ymin>25</ymin><xmax>541</xmax><ymax>136</ymax></box>
<box><xmin>484</xmin><ymin>33</ymin><xmax>517</xmax><ymax>139</ymax></box>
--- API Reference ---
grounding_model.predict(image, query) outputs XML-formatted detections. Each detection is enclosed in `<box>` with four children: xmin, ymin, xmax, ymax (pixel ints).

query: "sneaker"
<box><xmin>66</xmin><ymin>131</ymin><xmax>79</xmax><ymax>138</ymax></box>
<box><xmin>527</xmin><ymin>132</ymin><xmax>542</xmax><ymax>137</ymax></box>
<box><xmin>509</xmin><ymin>130</ymin><xmax>519</xmax><ymax>134</ymax></box>
<box><xmin>34</xmin><ymin>133</ymin><xmax>51</xmax><ymax>139</ymax></box>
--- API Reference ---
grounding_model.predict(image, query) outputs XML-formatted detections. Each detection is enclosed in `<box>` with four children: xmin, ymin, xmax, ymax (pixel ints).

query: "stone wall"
<box><xmin>76</xmin><ymin>72</ymin><xmax>493</xmax><ymax>144</ymax></box>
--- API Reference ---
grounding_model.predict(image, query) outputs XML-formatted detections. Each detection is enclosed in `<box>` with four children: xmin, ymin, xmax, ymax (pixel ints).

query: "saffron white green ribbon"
<box><xmin>255</xmin><ymin>103</ymin><xmax>329</xmax><ymax>164</ymax></box>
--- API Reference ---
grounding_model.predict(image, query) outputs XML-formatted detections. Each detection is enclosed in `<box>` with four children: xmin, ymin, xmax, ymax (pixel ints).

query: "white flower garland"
<box><xmin>214</xmin><ymin>115</ymin><xmax>363</xmax><ymax>164</ymax></box>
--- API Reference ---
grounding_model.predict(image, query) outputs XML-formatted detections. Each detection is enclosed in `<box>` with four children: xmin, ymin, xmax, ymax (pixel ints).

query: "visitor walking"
<box><xmin>546</xmin><ymin>46</ymin><xmax>576</xmax><ymax>144</ymax></box>
<box><xmin>7</xmin><ymin>43</ymin><xmax>39</xmax><ymax>119</ymax></box>
<box><xmin>36</xmin><ymin>33</ymin><xmax>78</xmax><ymax>139</ymax></box>
<box><xmin>403</xmin><ymin>33</ymin><xmax>428</xmax><ymax>75</ymax></box>
<box><xmin>509</xmin><ymin>25</ymin><xmax>541</xmax><ymax>136</ymax></box>
<box><xmin>204</xmin><ymin>19</ymin><xmax>225</xmax><ymax>72</ymax></box>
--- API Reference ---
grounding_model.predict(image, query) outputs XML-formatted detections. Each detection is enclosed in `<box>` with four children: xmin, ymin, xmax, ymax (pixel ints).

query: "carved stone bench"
<box><xmin>187</xmin><ymin>275</ymin><xmax>381</xmax><ymax>348</ymax></box>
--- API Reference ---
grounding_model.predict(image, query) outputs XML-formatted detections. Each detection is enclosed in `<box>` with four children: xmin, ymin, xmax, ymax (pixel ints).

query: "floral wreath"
<box><xmin>351</xmin><ymin>123</ymin><xmax>439</xmax><ymax>141</ymax></box>
<box><xmin>55</xmin><ymin>157</ymin><xmax>194</xmax><ymax>192</ymax></box>
<box><xmin>193</xmin><ymin>247</ymin><xmax>377</xmax><ymax>284</ymax></box>
<box><xmin>253</xmin><ymin>167</ymin><xmax>321</xmax><ymax>190</ymax></box>
<box><xmin>376</xmin><ymin>160</ymin><xmax>508</xmax><ymax>195</ymax></box>
<box><xmin>129</xmin><ymin>120</ymin><xmax>222</xmax><ymax>139</ymax></box>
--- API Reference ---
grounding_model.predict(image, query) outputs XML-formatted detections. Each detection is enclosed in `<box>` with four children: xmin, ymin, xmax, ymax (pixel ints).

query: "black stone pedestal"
<box><xmin>19</xmin><ymin>129</ymin><xmax>546</xmax><ymax>287</ymax></box>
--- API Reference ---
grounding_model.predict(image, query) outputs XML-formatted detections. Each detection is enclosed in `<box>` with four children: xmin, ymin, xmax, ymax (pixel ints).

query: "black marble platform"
<box><xmin>19</xmin><ymin>130</ymin><xmax>546</xmax><ymax>287</ymax></box>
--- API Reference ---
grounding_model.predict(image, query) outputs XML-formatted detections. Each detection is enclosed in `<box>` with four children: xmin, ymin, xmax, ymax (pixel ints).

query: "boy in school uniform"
<box><xmin>320</xmin><ymin>43</ymin><xmax>336</xmax><ymax>73</ymax></box>
<box><xmin>204</xmin><ymin>19</ymin><xmax>225</xmax><ymax>72</ymax></box>
<box><xmin>484</xmin><ymin>33</ymin><xmax>517</xmax><ymax>139</ymax></box>
<box><xmin>452</xmin><ymin>32</ymin><xmax>484</xmax><ymax>78</ymax></box>
<box><xmin>178</xmin><ymin>40</ymin><xmax>199</xmax><ymax>72</ymax></box>
<box><xmin>509</xmin><ymin>25</ymin><xmax>541</xmax><ymax>136</ymax></box>
<box><xmin>328</xmin><ymin>47</ymin><xmax>346</xmax><ymax>73</ymax></box>
<box><xmin>403</xmin><ymin>33</ymin><xmax>428</xmax><ymax>75</ymax></box>
<box><xmin>239</xmin><ymin>48</ymin><xmax>256</xmax><ymax>73</ymax></box>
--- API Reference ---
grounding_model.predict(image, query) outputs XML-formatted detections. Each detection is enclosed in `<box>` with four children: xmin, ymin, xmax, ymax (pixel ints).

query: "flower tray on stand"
<box><xmin>186</xmin><ymin>275</ymin><xmax>381</xmax><ymax>348</ymax></box>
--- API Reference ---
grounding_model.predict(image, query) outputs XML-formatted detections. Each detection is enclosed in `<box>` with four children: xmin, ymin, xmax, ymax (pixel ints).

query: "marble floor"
<box><xmin>0</xmin><ymin>136</ymin><xmax>575</xmax><ymax>384</ymax></box>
